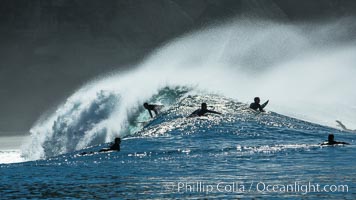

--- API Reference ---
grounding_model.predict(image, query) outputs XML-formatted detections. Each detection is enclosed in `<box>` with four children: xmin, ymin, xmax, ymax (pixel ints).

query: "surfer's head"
<box><xmin>114</xmin><ymin>137</ymin><xmax>121</xmax><ymax>144</ymax></box>
<box><xmin>254</xmin><ymin>97</ymin><xmax>260</xmax><ymax>104</ymax></box>
<box><xmin>143</xmin><ymin>103</ymin><xmax>149</xmax><ymax>109</ymax></box>
<box><xmin>328</xmin><ymin>134</ymin><xmax>335</xmax><ymax>142</ymax></box>
<box><xmin>201</xmin><ymin>103</ymin><xmax>207</xmax><ymax>110</ymax></box>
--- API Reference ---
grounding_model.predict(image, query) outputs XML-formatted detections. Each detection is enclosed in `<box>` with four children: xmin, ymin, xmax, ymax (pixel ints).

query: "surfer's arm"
<box><xmin>258</xmin><ymin>106</ymin><xmax>265</xmax><ymax>112</ymax></box>
<box><xmin>341</xmin><ymin>142</ymin><xmax>350</xmax><ymax>145</ymax></box>
<box><xmin>335</xmin><ymin>141</ymin><xmax>350</xmax><ymax>145</ymax></box>
<box><xmin>148</xmin><ymin>110</ymin><xmax>153</xmax><ymax>118</ymax></box>
<box><xmin>188</xmin><ymin>109</ymin><xmax>200</xmax><ymax>117</ymax></box>
<box><xmin>259</xmin><ymin>100</ymin><xmax>269</xmax><ymax>112</ymax></box>
<box><xmin>187</xmin><ymin>113</ymin><xmax>195</xmax><ymax>118</ymax></box>
<box><xmin>207</xmin><ymin>110</ymin><xmax>221</xmax><ymax>115</ymax></box>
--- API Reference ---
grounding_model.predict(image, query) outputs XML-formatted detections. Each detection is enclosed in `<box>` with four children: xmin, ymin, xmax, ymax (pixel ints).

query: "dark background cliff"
<box><xmin>1</xmin><ymin>0</ymin><xmax>356</xmax><ymax>134</ymax></box>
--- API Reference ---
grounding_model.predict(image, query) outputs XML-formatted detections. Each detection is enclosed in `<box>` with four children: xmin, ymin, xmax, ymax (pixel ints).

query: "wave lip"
<box><xmin>21</xmin><ymin>86</ymin><xmax>190</xmax><ymax>161</ymax></box>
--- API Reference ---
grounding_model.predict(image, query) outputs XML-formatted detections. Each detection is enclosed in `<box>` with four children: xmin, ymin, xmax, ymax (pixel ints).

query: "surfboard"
<box><xmin>136</xmin><ymin>121</ymin><xmax>151</xmax><ymax>124</ymax></box>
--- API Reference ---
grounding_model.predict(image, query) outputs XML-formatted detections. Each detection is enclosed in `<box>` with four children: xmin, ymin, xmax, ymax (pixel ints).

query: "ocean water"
<box><xmin>1</xmin><ymin>94</ymin><xmax>355</xmax><ymax>199</ymax></box>
<box><xmin>1</xmin><ymin>18</ymin><xmax>356</xmax><ymax>199</ymax></box>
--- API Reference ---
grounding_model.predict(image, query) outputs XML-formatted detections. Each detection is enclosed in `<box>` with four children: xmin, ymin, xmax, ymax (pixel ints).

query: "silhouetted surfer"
<box><xmin>143</xmin><ymin>103</ymin><xmax>161</xmax><ymax>118</ymax></box>
<box><xmin>320</xmin><ymin>134</ymin><xmax>349</xmax><ymax>146</ymax></box>
<box><xmin>100</xmin><ymin>137</ymin><xmax>121</xmax><ymax>152</ymax></box>
<box><xmin>249</xmin><ymin>97</ymin><xmax>268</xmax><ymax>112</ymax></box>
<box><xmin>336</xmin><ymin>120</ymin><xmax>356</xmax><ymax>132</ymax></box>
<box><xmin>189</xmin><ymin>103</ymin><xmax>221</xmax><ymax>117</ymax></box>
<box><xmin>80</xmin><ymin>137</ymin><xmax>121</xmax><ymax>155</ymax></box>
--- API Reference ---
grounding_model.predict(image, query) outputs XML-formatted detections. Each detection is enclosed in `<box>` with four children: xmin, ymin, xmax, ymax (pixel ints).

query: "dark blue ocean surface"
<box><xmin>1</xmin><ymin>95</ymin><xmax>355</xmax><ymax>199</ymax></box>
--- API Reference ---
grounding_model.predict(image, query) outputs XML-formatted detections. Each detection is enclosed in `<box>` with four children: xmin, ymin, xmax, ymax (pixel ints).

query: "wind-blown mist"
<box><xmin>22</xmin><ymin>18</ymin><xmax>356</xmax><ymax>160</ymax></box>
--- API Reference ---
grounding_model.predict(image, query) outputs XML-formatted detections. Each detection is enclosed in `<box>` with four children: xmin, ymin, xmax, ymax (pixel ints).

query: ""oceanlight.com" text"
<box><xmin>164</xmin><ymin>181</ymin><xmax>349</xmax><ymax>194</ymax></box>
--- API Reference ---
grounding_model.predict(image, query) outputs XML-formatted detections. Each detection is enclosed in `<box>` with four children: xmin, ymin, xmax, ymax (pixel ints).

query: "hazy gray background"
<box><xmin>1</xmin><ymin>0</ymin><xmax>356</xmax><ymax>135</ymax></box>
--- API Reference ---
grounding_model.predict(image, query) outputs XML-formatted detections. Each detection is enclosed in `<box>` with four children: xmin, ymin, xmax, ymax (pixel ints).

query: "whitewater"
<box><xmin>19</xmin><ymin>18</ymin><xmax>356</xmax><ymax>160</ymax></box>
<box><xmin>1</xmin><ymin>19</ymin><xmax>355</xmax><ymax>199</ymax></box>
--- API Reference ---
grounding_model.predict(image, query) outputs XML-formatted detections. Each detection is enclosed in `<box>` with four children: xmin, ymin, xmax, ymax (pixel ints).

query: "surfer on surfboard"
<box><xmin>250</xmin><ymin>97</ymin><xmax>268</xmax><ymax>112</ymax></box>
<box><xmin>320</xmin><ymin>134</ymin><xmax>349</xmax><ymax>146</ymax></box>
<box><xmin>143</xmin><ymin>103</ymin><xmax>162</xmax><ymax>118</ymax></box>
<box><xmin>189</xmin><ymin>103</ymin><xmax>221</xmax><ymax>117</ymax></box>
<box><xmin>99</xmin><ymin>137</ymin><xmax>121</xmax><ymax>152</ymax></box>
<box><xmin>80</xmin><ymin>137</ymin><xmax>121</xmax><ymax>155</ymax></box>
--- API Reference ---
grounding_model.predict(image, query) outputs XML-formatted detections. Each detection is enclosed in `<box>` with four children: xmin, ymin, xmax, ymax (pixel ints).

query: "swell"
<box><xmin>22</xmin><ymin>18</ymin><xmax>356</xmax><ymax>161</ymax></box>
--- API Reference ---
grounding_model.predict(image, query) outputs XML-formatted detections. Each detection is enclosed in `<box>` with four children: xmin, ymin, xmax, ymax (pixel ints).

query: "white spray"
<box><xmin>22</xmin><ymin>18</ymin><xmax>356</xmax><ymax>160</ymax></box>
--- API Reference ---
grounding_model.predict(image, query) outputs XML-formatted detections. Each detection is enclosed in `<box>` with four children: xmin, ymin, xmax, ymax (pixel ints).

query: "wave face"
<box><xmin>21</xmin><ymin>18</ymin><xmax>356</xmax><ymax>160</ymax></box>
<box><xmin>5</xmin><ymin>93</ymin><xmax>355</xmax><ymax>199</ymax></box>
